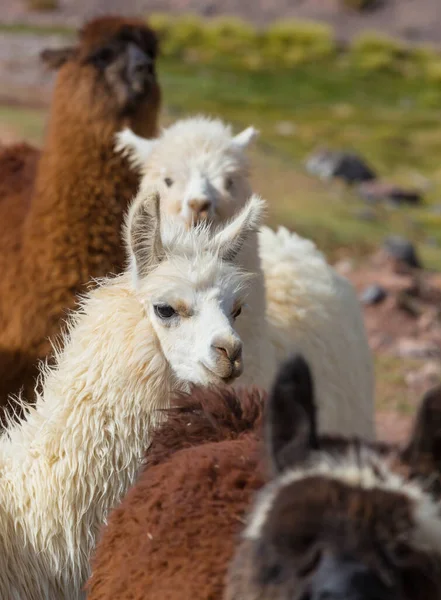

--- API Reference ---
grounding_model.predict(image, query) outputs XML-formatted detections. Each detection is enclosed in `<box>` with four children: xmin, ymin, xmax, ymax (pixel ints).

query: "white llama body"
<box><xmin>116</xmin><ymin>117</ymin><xmax>375</xmax><ymax>439</ymax></box>
<box><xmin>0</xmin><ymin>193</ymin><xmax>263</xmax><ymax>599</ymax></box>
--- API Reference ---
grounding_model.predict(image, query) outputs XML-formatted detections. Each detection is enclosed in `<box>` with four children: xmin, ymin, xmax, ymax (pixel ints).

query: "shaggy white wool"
<box><xmin>245</xmin><ymin>446</ymin><xmax>441</xmax><ymax>558</ymax></box>
<box><xmin>115</xmin><ymin>115</ymin><xmax>375</xmax><ymax>439</ymax></box>
<box><xmin>259</xmin><ymin>226</ymin><xmax>375</xmax><ymax>438</ymax></box>
<box><xmin>0</xmin><ymin>193</ymin><xmax>262</xmax><ymax>600</ymax></box>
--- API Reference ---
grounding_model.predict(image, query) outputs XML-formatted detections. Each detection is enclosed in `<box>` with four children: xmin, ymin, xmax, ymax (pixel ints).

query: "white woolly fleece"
<box><xmin>116</xmin><ymin>115</ymin><xmax>375</xmax><ymax>440</ymax></box>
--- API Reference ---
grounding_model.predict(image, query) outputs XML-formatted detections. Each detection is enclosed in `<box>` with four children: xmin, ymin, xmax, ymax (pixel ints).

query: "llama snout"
<box><xmin>211</xmin><ymin>335</ymin><xmax>243</xmax><ymax>381</ymax></box>
<box><xmin>184</xmin><ymin>197</ymin><xmax>214</xmax><ymax>224</ymax></box>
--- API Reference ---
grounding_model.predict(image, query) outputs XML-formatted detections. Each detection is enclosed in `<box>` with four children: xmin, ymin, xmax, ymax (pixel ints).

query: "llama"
<box><xmin>87</xmin><ymin>358</ymin><xmax>441</xmax><ymax>600</ymax></box>
<box><xmin>115</xmin><ymin>116</ymin><xmax>375</xmax><ymax>438</ymax></box>
<box><xmin>0</xmin><ymin>190</ymin><xmax>264</xmax><ymax>600</ymax></box>
<box><xmin>0</xmin><ymin>16</ymin><xmax>161</xmax><ymax>414</ymax></box>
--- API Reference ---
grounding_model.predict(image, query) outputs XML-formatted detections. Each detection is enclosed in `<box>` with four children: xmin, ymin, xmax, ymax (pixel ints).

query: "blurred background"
<box><xmin>1</xmin><ymin>0</ymin><xmax>441</xmax><ymax>440</ymax></box>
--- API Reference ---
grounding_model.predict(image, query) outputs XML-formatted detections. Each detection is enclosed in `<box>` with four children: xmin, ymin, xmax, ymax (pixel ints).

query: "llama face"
<box><xmin>115</xmin><ymin>117</ymin><xmax>258</xmax><ymax>226</ymax></box>
<box><xmin>226</xmin><ymin>357</ymin><xmax>441</xmax><ymax>600</ymax></box>
<box><xmin>41</xmin><ymin>17</ymin><xmax>158</xmax><ymax>115</ymax></box>
<box><xmin>144</xmin><ymin>258</ymin><xmax>246</xmax><ymax>385</ymax></box>
<box><xmin>125</xmin><ymin>191</ymin><xmax>265</xmax><ymax>387</ymax></box>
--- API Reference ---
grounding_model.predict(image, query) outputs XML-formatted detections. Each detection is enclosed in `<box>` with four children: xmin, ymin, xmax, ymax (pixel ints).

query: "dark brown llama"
<box><xmin>0</xmin><ymin>16</ymin><xmax>161</xmax><ymax>414</ymax></box>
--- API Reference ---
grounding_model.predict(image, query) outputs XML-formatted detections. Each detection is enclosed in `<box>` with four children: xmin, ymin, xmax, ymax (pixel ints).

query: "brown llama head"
<box><xmin>40</xmin><ymin>16</ymin><xmax>160</xmax><ymax>129</ymax></box>
<box><xmin>226</xmin><ymin>356</ymin><xmax>441</xmax><ymax>600</ymax></box>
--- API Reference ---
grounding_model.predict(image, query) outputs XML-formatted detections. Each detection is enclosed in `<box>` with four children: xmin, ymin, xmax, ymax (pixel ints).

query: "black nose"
<box><xmin>309</xmin><ymin>554</ymin><xmax>396</xmax><ymax>600</ymax></box>
<box><xmin>127</xmin><ymin>42</ymin><xmax>153</xmax><ymax>78</ymax></box>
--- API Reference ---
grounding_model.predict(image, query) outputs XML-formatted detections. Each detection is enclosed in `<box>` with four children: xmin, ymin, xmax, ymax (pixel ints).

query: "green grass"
<box><xmin>2</xmin><ymin>57</ymin><xmax>441</xmax><ymax>268</ymax></box>
<box><xmin>0</xmin><ymin>23</ymin><xmax>74</xmax><ymax>36</ymax></box>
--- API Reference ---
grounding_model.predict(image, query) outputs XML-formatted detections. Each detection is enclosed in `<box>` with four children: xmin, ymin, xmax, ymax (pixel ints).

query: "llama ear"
<box><xmin>125</xmin><ymin>190</ymin><xmax>165</xmax><ymax>283</ymax></box>
<box><xmin>265</xmin><ymin>354</ymin><xmax>319</xmax><ymax>474</ymax></box>
<box><xmin>40</xmin><ymin>46</ymin><xmax>77</xmax><ymax>69</ymax></box>
<box><xmin>213</xmin><ymin>194</ymin><xmax>266</xmax><ymax>263</ymax></box>
<box><xmin>232</xmin><ymin>126</ymin><xmax>259</xmax><ymax>151</ymax></box>
<box><xmin>114</xmin><ymin>128</ymin><xmax>157</xmax><ymax>171</ymax></box>
<box><xmin>401</xmin><ymin>384</ymin><xmax>441</xmax><ymax>474</ymax></box>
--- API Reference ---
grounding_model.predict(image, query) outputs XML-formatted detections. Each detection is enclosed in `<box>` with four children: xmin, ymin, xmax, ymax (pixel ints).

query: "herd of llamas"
<box><xmin>0</xmin><ymin>13</ymin><xmax>440</xmax><ymax>600</ymax></box>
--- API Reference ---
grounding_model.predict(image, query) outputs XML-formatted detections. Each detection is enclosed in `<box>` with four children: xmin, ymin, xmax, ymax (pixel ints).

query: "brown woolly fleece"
<box><xmin>87</xmin><ymin>387</ymin><xmax>267</xmax><ymax>600</ymax></box>
<box><xmin>0</xmin><ymin>143</ymin><xmax>39</xmax><ymax>245</ymax></box>
<box><xmin>0</xmin><ymin>16</ymin><xmax>161</xmax><ymax>414</ymax></box>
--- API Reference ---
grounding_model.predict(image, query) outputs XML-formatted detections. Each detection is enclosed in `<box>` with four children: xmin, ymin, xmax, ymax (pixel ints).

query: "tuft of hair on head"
<box><xmin>211</xmin><ymin>194</ymin><xmax>266</xmax><ymax>263</ymax></box>
<box><xmin>124</xmin><ymin>189</ymin><xmax>165</xmax><ymax>286</ymax></box>
<box><xmin>114</xmin><ymin>128</ymin><xmax>157</xmax><ymax>172</ymax></box>
<box><xmin>265</xmin><ymin>354</ymin><xmax>319</xmax><ymax>474</ymax></box>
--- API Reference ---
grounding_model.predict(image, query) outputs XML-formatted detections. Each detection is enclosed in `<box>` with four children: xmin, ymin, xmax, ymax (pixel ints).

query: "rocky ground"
<box><xmin>3</xmin><ymin>0</ymin><xmax>441</xmax><ymax>44</ymax></box>
<box><xmin>339</xmin><ymin>251</ymin><xmax>441</xmax><ymax>442</ymax></box>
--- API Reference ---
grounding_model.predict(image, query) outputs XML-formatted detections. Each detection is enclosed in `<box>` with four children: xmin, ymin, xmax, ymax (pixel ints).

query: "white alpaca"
<box><xmin>0</xmin><ymin>190</ymin><xmax>264</xmax><ymax>599</ymax></box>
<box><xmin>115</xmin><ymin>116</ymin><xmax>375</xmax><ymax>439</ymax></box>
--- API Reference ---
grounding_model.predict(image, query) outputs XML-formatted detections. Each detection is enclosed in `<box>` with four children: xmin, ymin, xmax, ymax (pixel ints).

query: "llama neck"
<box><xmin>23</xmin><ymin>83</ymin><xmax>158</xmax><ymax>283</ymax></box>
<box><xmin>0</xmin><ymin>276</ymin><xmax>172</xmax><ymax>595</ymax></box>
<box><xmin>234</xmin><ymin>231</ymin><xmax>276</xmax><ymax>390</ymax></box>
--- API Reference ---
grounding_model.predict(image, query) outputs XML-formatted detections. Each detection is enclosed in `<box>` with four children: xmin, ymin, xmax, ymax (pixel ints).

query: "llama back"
<box><xmin>259</xmin><ymin>225</ymin><xmax>375</xmax><ymax>439</ymax></box>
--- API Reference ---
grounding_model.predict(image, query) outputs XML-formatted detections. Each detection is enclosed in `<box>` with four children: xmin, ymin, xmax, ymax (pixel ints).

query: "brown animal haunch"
<box><xmin>87</xmin><ymin>356</ymin><xmax>441</xmax><ymax>600</ymax></box>
<box><xmin>0</xmin><ymin>16</ymin><xmax>161</xmax><ymax>416</ymax></box>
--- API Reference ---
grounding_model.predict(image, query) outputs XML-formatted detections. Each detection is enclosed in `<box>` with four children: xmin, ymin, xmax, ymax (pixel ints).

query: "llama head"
<box><xmin>125</xmin><ymin>189</ymin><xmax>265</xmax><ymax>386</ymax></box>
<box><xmin>40</xmin><ymin>16</ymin><xmax>160</xmax><ymax>122</ymax></box>
<box><xmin>115</xmin><ymin>116</ymin><xmax>259</xmax><ymax>226</ymax></box>
<box><xmin>226</xmin><ymin>357</ymin><xmax>441</xmax><ymax>600</ymax></box>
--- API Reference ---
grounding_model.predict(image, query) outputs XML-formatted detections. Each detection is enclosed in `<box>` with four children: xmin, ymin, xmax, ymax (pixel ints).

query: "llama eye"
<box><xmin>232</xmin><ymin>306</ymin><xmax>242</xmax><ymax>320</ymax></box>
<box><xmin>154</xmin><ymin>304</ymin><xmax>176</xmax><ymax>320</ymax></box>
<box><xmin>164</xmin><ymin>177</ymin><xmax>173</xmax><ymax>188</ymax></box>
<box><xmin>225</xmin><ymin>177</ymin><xmax>234</xmax><ymax>191</ymax></box>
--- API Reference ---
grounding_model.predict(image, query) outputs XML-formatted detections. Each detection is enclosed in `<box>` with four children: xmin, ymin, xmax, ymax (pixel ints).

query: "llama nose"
<box><xmin>188</xmin><ymin>198</ymin><xmax>211</xmax><ymax>219</ymax></box>
<box><xmin>212</xmin><ymin>337</ymin><xmax>243</xmax><ymax>378</ymax></box>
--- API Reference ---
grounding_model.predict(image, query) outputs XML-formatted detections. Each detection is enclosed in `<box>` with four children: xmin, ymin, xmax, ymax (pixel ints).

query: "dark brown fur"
<box><xmin>87</xmin><ymin>387</ymin><xmax>266</xmax><ymax>600</ymax></box>
<box><xmin>87</xmin><ymin>358</ymin><xmax>441</xmax><ymax>600</ymax></box>
<box><xmin>0</xmin><ymin>16</ymin><xmax>161</xmax><ymax>416</ymax></box>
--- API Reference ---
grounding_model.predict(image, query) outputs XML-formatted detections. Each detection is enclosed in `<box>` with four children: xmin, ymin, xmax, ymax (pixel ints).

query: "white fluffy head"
<box><xmin>115</xmin><ymin>115</ymin><xmax>259</xmax><ymax>227</ymax></box>
<box><xmin>124</xmin><ymin>189</ymin><xmax>266</xmax><ymax>386</ymax></box>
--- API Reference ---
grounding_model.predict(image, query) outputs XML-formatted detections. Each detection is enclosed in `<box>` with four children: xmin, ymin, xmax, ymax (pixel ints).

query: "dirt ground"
<box><xmin>3</xmin><ymin>0</ymin><xmax>441</xmax><ymax>45</ymax></box>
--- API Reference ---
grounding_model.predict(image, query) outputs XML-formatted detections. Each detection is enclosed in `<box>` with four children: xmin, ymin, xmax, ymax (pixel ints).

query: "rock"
<box><xmin>405</xmin><ymin>361</ymin><xmax>441</xmax><ymax>389</ymax></box>
<box><xmin>353</xmin><ymin>207</ymin><xmax>377</xmax><ymax>222</ymax></box>
<box><xmin>358</xmin><ymin>181</ymin><xmax>423</xmax><ymax>206</ymax></box>
<box><xmin>305</xmin><ymin>149</ymin><xmax>377</xmax><ymax>184</ymax></box>
<box><xmin>383</xmin><ymin>236</ymin><xmax>422</xmax><ymax>269</ymax></box>
<box><xmin>395</xmin><ymin>338</ymin><xmax>441</xmax><ymax>359</ymax></box>
<box><xmin>333</xmin><ymin>258</ymin><xmax>354</xmax><ymax>276</ymax></box>
<box><xmin>360</xmin><ymin>284</ymin><xmax>388</xmax><ymax>305</ymax></box>
<box><xmin>275</xmin><ymin>121</ymin><xmax>296</xmax><ymax>136</ymax></box>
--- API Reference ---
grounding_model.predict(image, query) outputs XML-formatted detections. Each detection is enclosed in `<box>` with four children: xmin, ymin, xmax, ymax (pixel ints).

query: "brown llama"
<box><xmin>87</xmin><ymin>356</ymin><xmax>441</xmax><ymax>600</ymax></box>
<box><xmin>0</xmin><ymin>16</ymin><xmax>161</xmax><ymax>414</ymax></box>
<box><xmin>88</xmin><ymin>357</ymin><xmax>441</xmax><ymax>600</ymax></box>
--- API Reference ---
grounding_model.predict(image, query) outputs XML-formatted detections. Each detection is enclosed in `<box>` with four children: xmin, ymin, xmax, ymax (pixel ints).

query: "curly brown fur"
<box><xmin>0</xmin><ymin>16</ymin><xmax>161</xmax><ymax>417</ymax></box>
<box><xmin>86</xmin><ymin>385</ymin><xmax>266</xmax><ymax>600</ymax></box>
<box><xmin>147</xmin><ymin>385</ymin><xmax>266</xmax><ymax>467</ymax></box>
<box><xmin>87</xmin><ymin>357</ymin><xmax>441</xmax><ymax>600</ymax></box>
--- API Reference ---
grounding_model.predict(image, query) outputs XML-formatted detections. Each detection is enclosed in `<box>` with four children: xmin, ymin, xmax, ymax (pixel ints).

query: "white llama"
<box><xmin>114</xmin><ymin>116</ymin><xmax>375</xmax><ymax>439</ymax></box>
<box><xmin>0</xmin><ymin>190</ymin><xmax>264</xmax><ymax>600</ymax></box>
